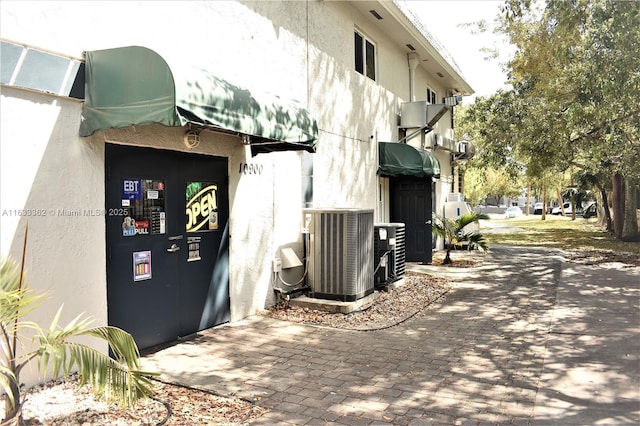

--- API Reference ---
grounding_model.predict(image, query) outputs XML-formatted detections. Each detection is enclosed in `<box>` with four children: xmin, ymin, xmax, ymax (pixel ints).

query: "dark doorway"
<box><xmin>390</xmin><ymin>177</ymin><xmax>433</xmax><ymax>264</ymax></box>
<box><xmin>105</xmin><ymin>144</ymin><xmax>230</xmax><ymax>350</ymax></box>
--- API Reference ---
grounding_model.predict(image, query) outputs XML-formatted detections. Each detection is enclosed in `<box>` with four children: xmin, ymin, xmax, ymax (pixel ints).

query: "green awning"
<box><xmin>80</xmin><ymin>46</ymin><xmax>317</xmax><ymax>155</ymax></box>
<box><xmin>378</xmin><ymin>142</ymin><xmax>440</xmax><ymax>178</ymax></box>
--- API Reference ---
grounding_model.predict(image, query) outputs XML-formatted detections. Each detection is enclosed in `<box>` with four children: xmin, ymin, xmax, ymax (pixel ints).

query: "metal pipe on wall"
<box><xmin>407</xmin><ymin>52</ymin><xmax>419</xmax><ymax>102</ymax></box>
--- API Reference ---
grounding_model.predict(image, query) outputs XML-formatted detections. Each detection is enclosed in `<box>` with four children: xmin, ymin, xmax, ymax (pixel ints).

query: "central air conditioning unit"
<box><xmin>400</xmin><ymin>101</ymin><xmax>449</xmax><ymax>129</ymax></box>
<box><xmin>303</xmin><ymin>208</ymin><xmax>374</xmax><ymax>301</ymax></box>
<box><xmin>456</xmin><ymin>140</ymin><xmax>476</xmax><ymax>160</ymax></box>
<box><xmin>373</xmin><ymin>223</ymin><xmax>406</xmax><ymax>288</ymax></box>
<box><xmin>447</xmin><ymin>193</ymin><xmax>465</xmax><ymax>203</ymax></box>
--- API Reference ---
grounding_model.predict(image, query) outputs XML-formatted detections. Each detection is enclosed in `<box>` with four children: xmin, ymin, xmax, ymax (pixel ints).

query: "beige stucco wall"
<box><xmin>0</xmin><ymin>0</ymin><xmax>313</xmax><ymax>323</ymax></box>
<box><xmin>0</xmin><ymin>87</ymin><xmax>107</xmax><ymax>385</ymax></box>
<box><xmin>1</xmin><ymin>0</ymin><xmax>463</xmax><ymax>385</ymax></box>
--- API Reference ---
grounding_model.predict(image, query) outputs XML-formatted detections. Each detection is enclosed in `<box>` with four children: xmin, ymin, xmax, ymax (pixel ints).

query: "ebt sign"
<box><xmin>186</xmin><ymin>183</ymin><xmax>218</xmax><ymax>232</ymax></box>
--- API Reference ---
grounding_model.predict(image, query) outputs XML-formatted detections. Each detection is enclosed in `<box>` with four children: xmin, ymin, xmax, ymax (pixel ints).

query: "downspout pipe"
<box><xmin>407</xmin><ymin>52</ymin><xmax>420</xmax><ymax>102</ymax></box>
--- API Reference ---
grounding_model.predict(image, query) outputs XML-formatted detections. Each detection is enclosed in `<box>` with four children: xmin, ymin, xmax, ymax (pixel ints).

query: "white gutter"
<box><xmin>407</xmin><ymin>52</ymin><xmax>419</xmax><ymax>101</ymax></box>
<box><xmin>379</xmin><ymin>1</ymin><xmax>475</xmax><ymax>96</ymax></box>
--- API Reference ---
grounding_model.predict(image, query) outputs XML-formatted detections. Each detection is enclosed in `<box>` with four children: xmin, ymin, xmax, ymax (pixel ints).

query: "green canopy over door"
<box><xmin>378</xmin><ymin>142</ymin><xmax>441</xmax><ymax>178</ymax></box>
<box><xmin>80</xmin><ymin>46</ymin><xmax>318</xmax><ymax>155</ymax></box>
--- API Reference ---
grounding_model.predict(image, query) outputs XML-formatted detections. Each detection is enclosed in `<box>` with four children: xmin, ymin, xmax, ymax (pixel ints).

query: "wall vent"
<box><xmin>369</xmin><ymin>10</ymin><xmax>383</xmax><ymax>20</ymax></box>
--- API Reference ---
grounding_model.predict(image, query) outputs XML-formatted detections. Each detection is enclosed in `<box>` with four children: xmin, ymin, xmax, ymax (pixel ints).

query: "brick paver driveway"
<box><xmin>142</xmin><ymin>246</ymin><xmax>639</xmax><ymax>425</ymax></box>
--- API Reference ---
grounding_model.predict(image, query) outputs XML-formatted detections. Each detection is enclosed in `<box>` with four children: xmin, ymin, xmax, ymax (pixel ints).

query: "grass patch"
<box><xmin>481</xmin><ymin>215</ymin><xmax>640</xmax><ymax>254</ymax></box>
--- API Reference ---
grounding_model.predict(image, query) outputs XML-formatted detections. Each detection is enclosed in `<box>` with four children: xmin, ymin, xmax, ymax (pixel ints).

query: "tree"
<box><xmin>576</xmin><ymin>168</ymin><xmax>613</xmax><ymax>229</ymax></box>
<box><xmin>1</xmin><ymin>255</ymin><xmax>156</xmax><ymax>423</ymax></box>
<box><xmin>463</xmin><ymin>166</ymin><xmax>523</xmax><ymax>207</ymax></box>
<box><xmin>432</xmin><ymin>213</ymin><xmax>490</xmax><ymax>265</ymax></box>
<box><xmin>621</xmin><ymin>179</ymin><xmax>639</xmax><ymax>241</ymax></box>
<box><xmin>459</xmin><ymin>0</ymin><xmax>639</xmax><ymax>239</ymax></box>
<box><xmin>458</xmin><ymin>166</ymin><xmax>486</xmax><ymax>207</ymax></box>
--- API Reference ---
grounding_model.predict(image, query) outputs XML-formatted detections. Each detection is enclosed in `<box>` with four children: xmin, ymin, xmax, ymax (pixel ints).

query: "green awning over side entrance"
<box><xmin>378</xmin><ymin>142</ymin><xmax>441</xmax><ymax>178</ymax></box>
<box><xmin>80</xmin><ymin>46</ymin><xmax>318</xmax><ymax>155</ymax></box>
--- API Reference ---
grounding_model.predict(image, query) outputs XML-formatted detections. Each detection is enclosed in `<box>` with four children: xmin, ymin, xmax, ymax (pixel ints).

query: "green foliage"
<box><xmin>501</xmin><ymin>0</ymin><xmax>640</xmax><ymax>179</ymax></box>
<box><xmin>432</xmin><ymin>213</ymin><xmax>490</xmax><ymax>264</ymax></box>
<box><xmin>459</xmin><ymin>0</ymin><xmax>639</xmax><ymax>237</ymax></box>
<box><xmin>1</xmin><ymin>257</ymin><xmax>157</xmax><ymax>422</ymax></box>
<box><xmin>463</xmin><ymin>165</ymin><xmax>524</xmax><ymax>206</ymax></box>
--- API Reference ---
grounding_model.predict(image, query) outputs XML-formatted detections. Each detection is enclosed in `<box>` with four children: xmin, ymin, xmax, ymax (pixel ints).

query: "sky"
<box><xmin>404</xmin><ymin>0</ymin><xmax>514</xmax><ymax>101</ymax></box>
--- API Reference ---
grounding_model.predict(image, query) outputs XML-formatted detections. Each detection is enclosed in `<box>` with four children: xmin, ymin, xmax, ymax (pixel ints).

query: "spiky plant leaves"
<box><xmin>1</xmin><ymin>257</ymin><xmax>157</xmax><ymax>422</ymax></box>
<box><xmin>432</xmin><ymin>213</ymin><xmax>489</xmax><ymax>263</ymax></box>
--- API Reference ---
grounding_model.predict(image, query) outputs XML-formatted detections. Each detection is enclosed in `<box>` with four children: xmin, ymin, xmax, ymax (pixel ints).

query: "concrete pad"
<box><xmin>289</xmin><ymin>291</ymin><xmax>380</xmax><ymax>314</ymax></box>
<box><xmin>287</xmin><ymin>277</ymin><xmax>408</xmax><ymax>314</ymax></box>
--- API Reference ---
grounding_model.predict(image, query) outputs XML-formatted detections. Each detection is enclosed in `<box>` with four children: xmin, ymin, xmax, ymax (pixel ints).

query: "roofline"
<box><xmin>378</xmin><ymin>1</ymin><xmax>475</xmax><ymax>96</ymax></box>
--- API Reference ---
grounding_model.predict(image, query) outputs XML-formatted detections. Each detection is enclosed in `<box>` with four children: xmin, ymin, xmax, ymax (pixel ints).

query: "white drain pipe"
<box><xmin>407</xmin><ymin>52</ymin><xmax>419</xmax><ymax>102</ymax></box>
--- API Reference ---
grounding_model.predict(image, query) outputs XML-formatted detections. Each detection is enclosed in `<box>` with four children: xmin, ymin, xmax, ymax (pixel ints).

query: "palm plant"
<box><xmin>1</xmin><ymin>253</ymin><xmax>157</xmax><ymax>423</ymax></box>
<box><xmin>432</xmin><ymin>212</ymin><xmax>490</xmax><ymax>264</ymax></box>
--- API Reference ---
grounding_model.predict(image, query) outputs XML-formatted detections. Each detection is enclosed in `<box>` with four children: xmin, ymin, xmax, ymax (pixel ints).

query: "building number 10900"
<box><xmin>239</xmin><ymin>162</ymin><xmax>263</xmax><ymax>175</ymax></box>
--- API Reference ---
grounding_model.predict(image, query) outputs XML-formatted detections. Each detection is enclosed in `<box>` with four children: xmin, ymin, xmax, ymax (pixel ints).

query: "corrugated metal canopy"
<box><xmin>378</xmin><ymin>142</ymin><xmax>440</xmax><ymax>178</ymax></box>
<box><xmin>80</xmin><ymin>46</ymin><xmax>318</xmax><ymax>155</ymax></box>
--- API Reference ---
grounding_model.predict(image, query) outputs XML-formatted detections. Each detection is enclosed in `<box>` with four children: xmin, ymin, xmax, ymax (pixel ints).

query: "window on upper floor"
<box><xmin>0</xmin><ymin>40</ymin><xmax>84</xmax><ymax>99</ymax></box>
<box><xmin>354</xmin><ymin>30</ymin><xmax>376</xmax><ymax>81</ymax></box>
<box><xmin>426</xmin><ymin>87</ymin><xmax>437</xmax><ymax>104</ymax></box>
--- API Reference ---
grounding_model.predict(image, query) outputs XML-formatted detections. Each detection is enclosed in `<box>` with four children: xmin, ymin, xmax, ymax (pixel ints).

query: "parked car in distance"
<box><xmin>504</xmin><ymin>206</ymin><xmax>524</xmax><ymax>218</ymax></box>
<box><xmin>552</xmin><ymin>202</ymin><xmax>572</xmax><ymax>215</ymax></box>
<box><xmin>533</xmin><ymin>203</ymin><xmax>551</xmax><ymax>214</ymax></box>
<box><xmin>583</xmin><ymin>202</ymin><xmax>597</xmax><ymax>218</ymax></box>
<box><xmin>534</xmin><ymin>202</ymin><xmax>542</xmax><ymax>214</ymax></box>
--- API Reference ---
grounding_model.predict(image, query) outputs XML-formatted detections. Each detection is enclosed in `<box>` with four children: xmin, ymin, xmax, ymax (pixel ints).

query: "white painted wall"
<box><xmin>1</xmin><ymin>0</ymin><xmax>467</xmax><ymax>385</ymax></box>
<box><xmin>0</xmin><ymin>88</ymin><xmax>106</xmax><ymax>385</ymax></box>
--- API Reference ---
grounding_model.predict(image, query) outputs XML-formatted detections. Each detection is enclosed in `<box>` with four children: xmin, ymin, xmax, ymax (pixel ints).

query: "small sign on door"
<box><xmin>187</xmin><ymin>236</ymin><xmax>201</xmax><ymax>262</ymax></box>
<box><xmin>133</xmin><ymin>250</ymin><xmax>152</xmax><ymax>281</ymax></box>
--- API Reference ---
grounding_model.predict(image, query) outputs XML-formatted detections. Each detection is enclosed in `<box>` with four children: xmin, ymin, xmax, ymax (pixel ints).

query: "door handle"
<box><xmin>425</xmin><ymin>220</ymin><xmax>432</xmax><ymax>225</ymax></box>
<box><xmin>168</xmin><ymin>235</ymin><xmax>183</xmax><ymax>241</ymax></box>
<box><xmin>167</xmin><ymin>243</ymin><xmax>180</xmax><ymax>253</ymax></box>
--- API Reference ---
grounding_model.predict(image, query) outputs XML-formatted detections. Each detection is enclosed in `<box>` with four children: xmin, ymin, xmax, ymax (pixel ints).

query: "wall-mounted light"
<box><xmin>183</xmin><ymin>130</ymin><xmax>200</xmax><ymax>149</ymax></box>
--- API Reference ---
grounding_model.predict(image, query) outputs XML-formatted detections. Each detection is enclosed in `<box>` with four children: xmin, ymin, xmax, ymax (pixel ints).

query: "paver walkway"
<box><xmin>141</xmin><ymin>246</ymin><xmax>640</xmax><ymax>425</ymax></box>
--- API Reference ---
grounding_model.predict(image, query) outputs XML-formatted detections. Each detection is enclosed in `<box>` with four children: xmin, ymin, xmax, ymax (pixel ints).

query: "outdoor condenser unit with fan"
<box><xmin>302</xmin><ymin>208</ymin><xmax>374</xmax><ymax>301</ymax></box>
<box><xmin>373</xmin><ymin>223</ymin><xmax>406</xmax><ymax>288</ymax></box>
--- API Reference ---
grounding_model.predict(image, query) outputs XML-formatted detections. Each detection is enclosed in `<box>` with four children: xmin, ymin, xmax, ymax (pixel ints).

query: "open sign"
<box><xmin>186</xmin><ymin>184</ymin><xmax>218</xmax><ymax>232</ymax></box>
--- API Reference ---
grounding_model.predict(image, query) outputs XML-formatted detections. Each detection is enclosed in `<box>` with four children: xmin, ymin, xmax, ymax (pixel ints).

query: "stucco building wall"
<box><xmin>1</xmin><ymin>0</ymin><xmax>469</xmax><ymax>385</ymax></box>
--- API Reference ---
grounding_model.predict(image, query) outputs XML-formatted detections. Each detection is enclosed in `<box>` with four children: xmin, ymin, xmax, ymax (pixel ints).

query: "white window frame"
<box><xmin>0</xmin><ymin>39</ymin><xmax>83</xmax><ymax>98</ymax></box>
<box><xmin>426</xmin><ymin>87</ymin><xmax>438</xmax><ymax>105</ymax></box>
<box><xmin>354</xmin><ymin>29</ymin><xmax>377</xmax><ymax>81</ymax></box>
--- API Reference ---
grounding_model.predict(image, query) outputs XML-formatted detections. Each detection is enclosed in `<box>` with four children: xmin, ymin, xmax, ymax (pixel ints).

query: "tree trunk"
<box><xmin>621</xmin><ymin>178</ymin><xmax>639</xmax><ymax>241</ymax></box>
<box><xmin>3</xmin><ymin>378</ymin><xmax>22</xmax><ymax>424</ymax></box>
<box><xmin>541</xmin><ymin>186</ymin><xmax>547</xmax><ymax>220</ymax></box>
<box><xmin>443</xmin><ymin>248</ymin><xmax>452</xmax><ymax>265</ymax></box>
<box><xmin>557</xmin><ymin>189</ymin><xmax>565</xmax><ymax>216</ymax></box>
<box><xmin>612</xmin><ymin>173</ymin><xmax>625</xmax><ymax>238</ymax></box>
<box><xmin>597</xmin><ymin>185</ymin><xmax>613</xmax><ymax>231</ymax></box>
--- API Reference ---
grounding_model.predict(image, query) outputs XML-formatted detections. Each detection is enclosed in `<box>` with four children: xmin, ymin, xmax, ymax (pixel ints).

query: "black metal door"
<box><xmin>105</xmin><ymin>144</ymin><xmax>229</xmax><ymax>350</ymax></box>
<box><xmin>390</xmin><ymin>178</ymin><xmax>433</xmax><ymax>264</ymax></box>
